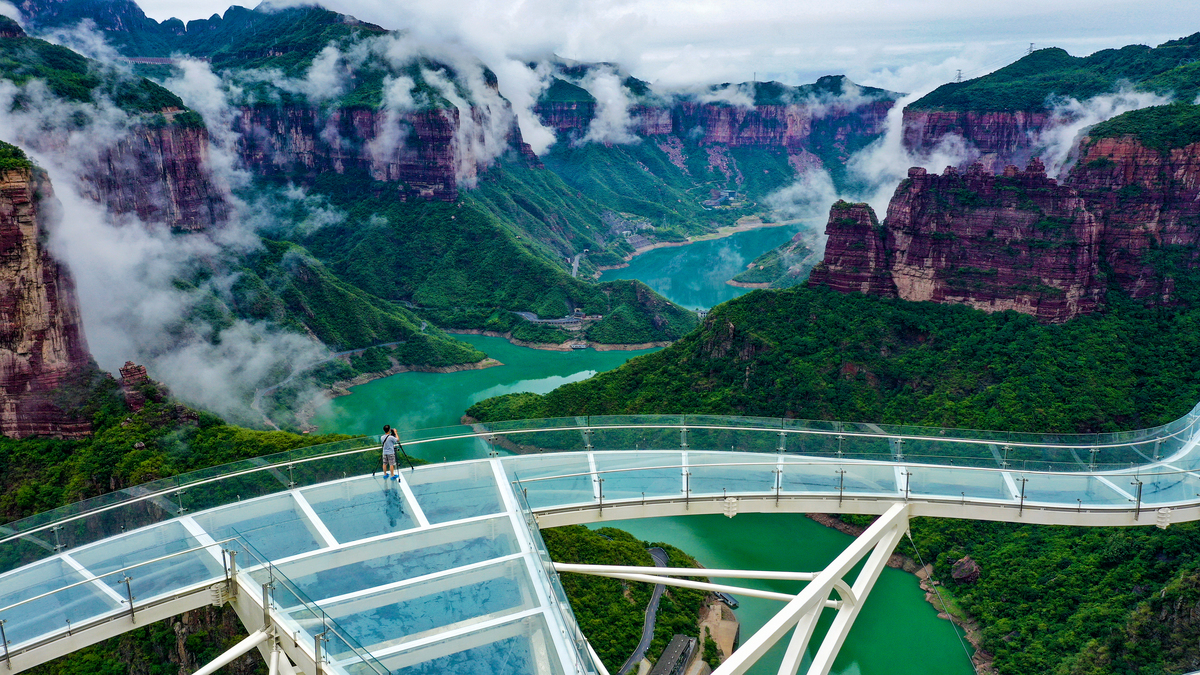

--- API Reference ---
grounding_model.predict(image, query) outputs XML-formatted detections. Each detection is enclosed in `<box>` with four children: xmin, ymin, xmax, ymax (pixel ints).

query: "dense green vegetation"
<box><xmin>1088</xmin><ymin>102</ymin><xmax>1200</xmax><ymax>152</ymax></box>
<box><xmin>290</xmin><ymin>169</ymin><xmax>697</xmax><ymax>343</ymax></box>
<box><xmin>544</xmin><ymin>526</ymin><xmax>711</xmax><ymax>673</ymax></box>
<box><xmin>911</xmin><ymin>33</ymin><xmax>1200</xmax><ymax>111</ymax></box>
<box><xmin>470</xmin><ymin>285</ymin><xmax>1200</xmax><ymax>674</ymax></box>
<box><xmin>0</xmin><ymin>33</ymin><xmax>186</xmax><ymax>113</ymax></box>
<box><xmin>730</xmin><ymin>234</ymin><xmax>818</xmax><ymax>288</ymax></box>
<box><xmin>469</xmin><ymin>286</ymin><xmax>1200</xmax><ymax>432</ymax></box>
<box><xmin>0</xmin><ymin>369</ymin><xmax>352</xmax><ymax>527</ymax></box>
<box><xmin>0</xmin><ymin>139</ymin><xmax>32</xmax><ymax>171</ymax></box>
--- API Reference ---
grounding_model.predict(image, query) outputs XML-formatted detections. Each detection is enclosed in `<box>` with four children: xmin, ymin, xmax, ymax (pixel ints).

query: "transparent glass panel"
<box><xmin>369</xmin><ymin>613</ymin><xmax>566</xmax><ymax>675</ymax></box>
<box><xmin>69</xmin><ymin>521</ymin><xmax>224</xmax><ymax>602</ymax></box>
<box><xmin>301</xmin><ymin>477</ymin><xmax>417</xmax><ymax>543</ymax></box>
<box><xmin>406</xmin><ymin>464</ymin><xmax>504</xmax><ymax>524</ymax></box>
<box><xmin>688</xmin><ymin>452</ymin><xmax>777</xmax><ymax>497</ymax></box>
<box><xmin>0</xmin><ymin>557</ymin><xmax>122</xmax><ymax>647</ymax></box>
<box><xmin>264</xmin><ymin>517</ymin><xmax>520</xmax><ymax>605</ymax></box>
<box><xmin>193</xmin><ymin>493</ymin><xmax>323</xmax><ymax>561</ymax></box>
<box><xmin>1015</xmin><ymin>474</ymin><xmax>1134</xmax><ymax>507</ymax></box>
<box><xmin>593</xmin><ymin>451</ymin><xmax>683</xmax><ymax>501</ymax></box>
<box><xmin>908</xmin><ymin>467</ymin><xmax>1013</xmax><ymax>502</ymax></box>
<box><xmin>305</xmin><ymin>558</ymin><xmax>539</xmax><ymax>659</ymax></box>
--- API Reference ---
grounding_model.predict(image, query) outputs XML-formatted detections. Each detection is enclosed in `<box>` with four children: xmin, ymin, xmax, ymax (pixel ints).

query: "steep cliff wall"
<box><xmin>83</xmin><ymin>120</ymin><xmax>231</xmax><ymax>230</ymax></box>
<box><xmin>806</xmin><ymin>201</ymin><xmax>896</xmax><ymax>296</ymax></box>
<box><xmin>537</xmin><ymin>96</ymin><xmax>893</xmax><ymax>163</ymax></box>
<box><xmin>0</xmin><ymin>165</ymin><xmax>92</xmax><ymax>437</ymax></box>
<box><xmin>1065</xmin><ymin>135</ymin><xmax>1200</xmax><ymax>302</ymax></box>
<box><xmin>901</xmin><ymin>110</ymin><xmax>1051</xmax><ymax>172</ymax></box>
<box><xmin>809</xmin><ymin>135</ymin><xmax>1200</xmax><ymax>322</ymax></box>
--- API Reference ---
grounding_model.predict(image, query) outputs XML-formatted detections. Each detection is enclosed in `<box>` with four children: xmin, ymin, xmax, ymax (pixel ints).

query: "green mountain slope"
<box><xmin>911</xmin><ymin>33</ymin><xmax>1200</xmax><ymax>111</ymax></box>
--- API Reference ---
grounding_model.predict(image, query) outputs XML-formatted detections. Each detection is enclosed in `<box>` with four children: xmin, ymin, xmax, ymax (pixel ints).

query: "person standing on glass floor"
<box><xmin>381</xmin><ymin>424</ymin><xmax>398</xmax><ymax>481</ymax></box>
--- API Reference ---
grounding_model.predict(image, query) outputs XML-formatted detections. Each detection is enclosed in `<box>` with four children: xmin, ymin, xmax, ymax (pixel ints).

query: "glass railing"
<box><xmin>512</xmin><ymin>478</ymin><xmax>603</xmax><ymax>675</ymax></box>
<box><xmin>5</xmin><ymin>407</ymin><xmax>1199</xmax><ymax>575</ymax></box>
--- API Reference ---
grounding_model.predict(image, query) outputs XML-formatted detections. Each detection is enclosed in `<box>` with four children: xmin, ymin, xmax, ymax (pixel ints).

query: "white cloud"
<box><xmin>579</xmin><ymin>66</ymin><xmax>638</xmax><ymax>145</ymax></box>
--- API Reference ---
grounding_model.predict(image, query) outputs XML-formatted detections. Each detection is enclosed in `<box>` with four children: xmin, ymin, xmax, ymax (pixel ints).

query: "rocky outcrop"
<box><xmin>809</xmin><ymin>135</ymin><xmax>1200</xmax><ymax>322</ymax></box>
<box><xmin>0</xmin><ymin>166</ymin><xmax>92</xmax><ymax>437</ymax></box>
<box><xmin>806</xmin><ymin>201</ymin><xmax>897</xmax><ymax>297</ymax></box>
<box><xmin>951</xmin><ymin>556</ymin><xmax>981</xmax><ymax>584</ymax></box>
<box><xmin>902</xmin><ymin>110</ymin><xmax>1051</xmax><ymax>172</ymax></box>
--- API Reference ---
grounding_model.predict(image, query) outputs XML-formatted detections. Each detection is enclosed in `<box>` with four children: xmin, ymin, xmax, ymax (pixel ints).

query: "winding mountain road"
<box><xmin>618</xmin><ymin>547</ymin><xmax>670</xmax><ymax>675</ymax></box>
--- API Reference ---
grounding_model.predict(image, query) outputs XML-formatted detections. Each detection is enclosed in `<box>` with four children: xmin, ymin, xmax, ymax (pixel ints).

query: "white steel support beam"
<box><xmin>802</xmin><ymin>510</ymin><xmax>909</xmax><ymax>675</ymax></box>
<box><xmin>711</xmin><ymin>502</ymin><xmax>911</xmax><ymax>675</ymax></box>
<box><xmin>778</xmin><ymin>604</ymin><xmax>823</xmax><ymax>675</ymax></box>
<box><xmin>192</xmin><ymin>629</ymin><xmax>269</xmax><ymax>675</ymax></box>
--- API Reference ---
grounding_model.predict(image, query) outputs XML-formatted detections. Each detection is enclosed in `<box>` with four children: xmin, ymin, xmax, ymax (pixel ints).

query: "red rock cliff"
<box><xmin>902</xmin><ymin>109</ymin><xmax>1051</xmax><ymax>172</ymax></box>
<box><xmin>81</xmin><ymin>121</ymin><xmax>230</xmax><ymax>231</ymax></box>
<box><xmin>0</xmin><ymin>166</ymin><xmax>92</xmax><ymax>437</ymax></box>
<box><xmin>810</xmin><ymin>136</ymin><xmax>1200</xmax><ymax>322</ymax></box>
<box><xmin>536</xmin><ymin>95</ymin><xmax>893</xmax><ymax>176</ymax></box>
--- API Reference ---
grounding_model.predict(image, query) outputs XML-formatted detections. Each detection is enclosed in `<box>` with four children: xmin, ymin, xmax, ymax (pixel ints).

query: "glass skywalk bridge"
<box><xmin>3</xmin><ymin>407</ymin><xmax>1200</xmax><ymax>675</ymax></box>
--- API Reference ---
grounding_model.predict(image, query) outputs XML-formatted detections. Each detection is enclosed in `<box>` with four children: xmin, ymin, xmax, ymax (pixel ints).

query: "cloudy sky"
<box><xmin>131</xmin><ymin>0</ymin><xmax>1200</xmax><ymax>94</ymax></box>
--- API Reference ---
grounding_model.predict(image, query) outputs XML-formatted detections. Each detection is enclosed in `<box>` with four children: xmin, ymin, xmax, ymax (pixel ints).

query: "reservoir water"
<box><xmin>311</xmin><ymin>227</ymin><xmax>974</xmax><ymax>675</ymax></box>
<box><xmin>597</xmin><ymin>224</ymin><xmax>803</xmax><ymax>309</ymax></box>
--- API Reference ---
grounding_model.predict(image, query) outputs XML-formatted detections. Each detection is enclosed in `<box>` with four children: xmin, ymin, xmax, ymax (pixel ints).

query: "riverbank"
<box><xmin>593</xmin><ymin>218</ymin><xmax>788</xmax><ymax>276</ymax></box>
<box><xmin>806</xmin><ymin>514</ymin><xmax>994</xmax><ymax>674</ymax></box>
<box><xmin>447</xmin><ymin>328</ymin><xmax>671</xmax><ymax>352</ymax></box>
<box><xmin>296</xmin><ymin>357</ymin><xmax>502</xmax><ymax>432</ymax></box>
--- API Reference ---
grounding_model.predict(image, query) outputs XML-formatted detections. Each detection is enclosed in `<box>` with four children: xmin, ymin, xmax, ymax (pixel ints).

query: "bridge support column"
<box><xmin>710</xmin><ymin>502</ymin><xmax>911</xmax><ymax>675</ymax></box>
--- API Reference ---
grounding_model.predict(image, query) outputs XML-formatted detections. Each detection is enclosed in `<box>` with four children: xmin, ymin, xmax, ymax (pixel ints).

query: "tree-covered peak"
<box><xmin>910</xmin><ymin>33</ymin><xmax>1200</xmax><ymax>112</ymax></box>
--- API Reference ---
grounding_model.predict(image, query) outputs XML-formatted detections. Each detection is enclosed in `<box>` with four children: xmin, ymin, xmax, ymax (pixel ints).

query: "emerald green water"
<box><xmin>311</xmin><ymin>333</ymin><xmax>975</xmax><ymax>675</ymax></box>
<box><xmin>598</xmin><ymin>224</ymin><xmax>803</xmax><ymax>310</ymax></box>
<box><xmin>310</xmin><ymin>334</ymin><xmax>660</xmax><ymax>461</ymax></box>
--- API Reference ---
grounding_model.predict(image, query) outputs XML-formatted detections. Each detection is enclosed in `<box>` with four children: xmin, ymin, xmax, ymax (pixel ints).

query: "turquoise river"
<box><xmin>310</xmin><ymin>227</ymin><xmax>976</xmax><ymax>675</ymax></box>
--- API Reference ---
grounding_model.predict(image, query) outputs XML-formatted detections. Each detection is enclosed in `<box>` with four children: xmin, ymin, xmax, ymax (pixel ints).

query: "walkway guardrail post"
<box><xmin>836</xmin><ymin>434</ymin><xmax>844</xmax><ymax>458</ymax></box>
<box><xmin>1001</xmin><ymin>445</ymin><xmax>1011</xmax><ymax>468</ymax></box>
<box><xmin>262</xmin><ymin>581</ymin><xmax>274</xmax><ymax>629</ymax></box>
<box><xmin>225</xmin><ymin>550</ymin><xmax>238</xmax><ymax>597</ymax></box>
<box><xmin>121</xmin><ymin>576</ymin><xmax>135</xmax><ymax>623</ymax></box>
<box><xmin>894</xmin><ymin>438</ymin><xmax>905</xmax><ymax>462</ymax></box>
<box><xmin>1018</xmin><ymin>477</ymin><xmax>1029</xmax><ymax>515</ymax></box>
<box><xmin>1</xmin><ymin>618</ymin><xmax>10</xmax><ymax>670</ymax></box>
<box><xmin>314</xmin><ymin>625</ymin><xmax>328</xmax><ymax>675</ymax></box>
<box><xmin>174</xmin><ymin>489</ymin><xmax>187</xmax><ymax>515</ymax></box>
<box><xmin>1089</xmin><ymin>448</ymin><xmax>1099</xmax><ymax>471</ymax></box>
<box><xmin>287</xmin><ymin>464</ymin><xmax>296</xmax><ymax>489</ymax></box>
<box><xmin>903</xmin><ymin>471</ymin><xmax>913</xmax><ymax>501</ymax></box>
<box><xmin>837</xmin><ymin>469</ymin><xmax>846</xmax><ymax>506</ymax></box>
<box><xmin>778</xmin><ymin>430</ymin><xmax>786</xmax><ymax>453</ymax></box>
<box><xmin>50</xmin><ymin>525</ymin><xmax>62</xmax><ymax>552</ymax></box>
<box><xmin>1132</xmin><ymin>480</ymin><xmax>1144</xmax><ymax>520</ymax></box>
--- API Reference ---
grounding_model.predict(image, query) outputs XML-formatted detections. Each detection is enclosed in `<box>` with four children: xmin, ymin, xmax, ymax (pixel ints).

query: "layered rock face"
<box><xmin>234</xmin><ymin>103</ymin><xmax>536</xmax><ymax>201</ymax></box>
<box><xmin>809</xmin><ymin>137</ymin><xmax>1200</xmax><ymax>322</ymax></box>
<box><xmin>0</xmin><ymin>167</ymin><xmax>92</xmax><ymax>437</ymax></box>
<box><xmin>901</xmin><ymin>110</ymin><xmax>1051</xmax><ymax>172</ymax></box>
<box><xmin>1065</xmin><ymin>136</ymin><xmax>1200</xmax><ymax>301</ymax></box>
<box><xmin>806</xmin><ymin>201</ymin><xmax>897</xmax><ymax>296</ymax></box>
<box><xmin>535</xmin><ymin>88</ymin><xmax>894</xmax><ymax>171</ymax></box>
<box><xmin>82</xmin><ymin>121</ymin><xmax>230</xmax><ymax>231</ymax></box>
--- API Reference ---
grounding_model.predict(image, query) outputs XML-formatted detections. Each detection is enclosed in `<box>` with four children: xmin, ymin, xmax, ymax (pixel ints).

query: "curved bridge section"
<box><xmin>2</xmin><ymin>408</ymin><xmax>1200</xmax><ymax>675</ymax></box>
